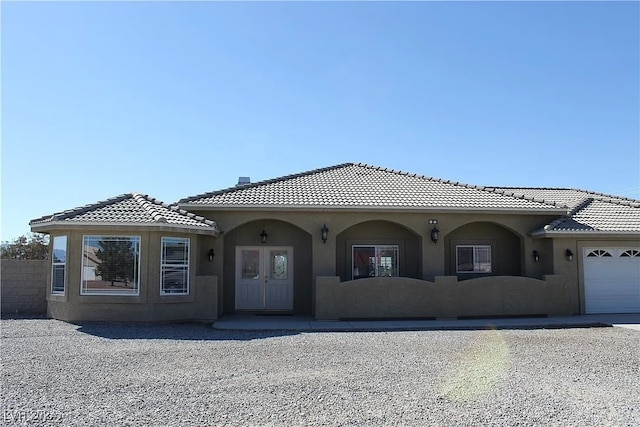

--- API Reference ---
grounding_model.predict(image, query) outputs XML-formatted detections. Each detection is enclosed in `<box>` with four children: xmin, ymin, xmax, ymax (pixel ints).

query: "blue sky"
<box><xmin>2</xmin><ymin>1</ymin><xmax>639</xmax><ymax>241</ymax></box>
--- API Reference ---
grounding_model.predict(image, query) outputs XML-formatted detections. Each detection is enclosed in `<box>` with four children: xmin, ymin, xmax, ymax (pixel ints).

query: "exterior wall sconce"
<box><xmin>533</xmin><ymin>250</ymin><xmax>540</xmax><ymax>263</ymax></box>
<box><xmin>320</xmin><ymin>224</ymin><xmax>329</xmax><ymax>244</ymax></box>
<box><xmin>260</xmin><ymin>229</ymin><xmax>268</xmax><ymax>244</ymax></box>
<box><xmin>207</xmin><ymin>249</ymin><xmax>215</xmax><ymax>262</ymax></box>
<box><xmin>565</xmin><ymin>249</ymin><xmax>574</xmax><ymax>261</ymax></box>
<box><xmin>429</xmin><ymin>219</ymin><xmax>439</xmax><ymax>244</ymax></box>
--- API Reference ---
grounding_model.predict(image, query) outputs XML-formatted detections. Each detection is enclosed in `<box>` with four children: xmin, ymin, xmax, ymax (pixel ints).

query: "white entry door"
<box><xmin>235</xmin><ymin>246</ymin><xmax>294</xmax><ymax>310</ymax></box>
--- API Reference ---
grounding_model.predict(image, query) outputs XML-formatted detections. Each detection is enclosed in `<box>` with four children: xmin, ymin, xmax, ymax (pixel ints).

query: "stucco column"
<box><xmin>423</xmin><ymin>234</ymin><xmax>445</xmax><ymax>280</ymax></box>
<box><xmin>312</xmin><ymin>234</ymin><xmax>336</xmax><ymax>278</ymax></box>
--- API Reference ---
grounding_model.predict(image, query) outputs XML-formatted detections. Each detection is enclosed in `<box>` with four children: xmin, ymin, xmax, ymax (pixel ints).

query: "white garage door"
<box><xmin>583</xmin><ymin>248</ymin><xmax>640</xmax><ymax>314</ymax></box>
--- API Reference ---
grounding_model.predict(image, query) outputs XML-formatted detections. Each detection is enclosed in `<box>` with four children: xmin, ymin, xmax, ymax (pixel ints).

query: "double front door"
<box><xmin>235</xmin><ymin>246</ymin><xmax>294</xmax><ymax>310</ymax></box>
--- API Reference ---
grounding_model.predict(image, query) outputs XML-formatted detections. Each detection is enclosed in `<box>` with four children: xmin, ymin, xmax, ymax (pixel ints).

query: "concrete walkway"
<box><xmin>213</xmin><ymin>313</ymin><xmax>640</xmax><ymax>332</ymax></box>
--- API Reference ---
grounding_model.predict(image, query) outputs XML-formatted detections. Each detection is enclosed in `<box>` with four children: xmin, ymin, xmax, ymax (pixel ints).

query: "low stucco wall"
<box><xmin>48</xmin><ymin>276</ymin><xmax>219</xmax><ymax>322</ymax></box>
<box><xmin>1</xmin><ymin>260</ymin><xmax>49</xmax><ymax>315</ymax></box>
<box><xmin>315</xmin><ymin>275</ymin><xmax>572</xmax><ymax>320</ymax></box>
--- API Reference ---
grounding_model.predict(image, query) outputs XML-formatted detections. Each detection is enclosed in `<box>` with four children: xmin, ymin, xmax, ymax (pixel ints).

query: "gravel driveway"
<box><xmin>1</xmin><ymin>319</ymin><xmax>638</xmax><ymax>426</ymax></box>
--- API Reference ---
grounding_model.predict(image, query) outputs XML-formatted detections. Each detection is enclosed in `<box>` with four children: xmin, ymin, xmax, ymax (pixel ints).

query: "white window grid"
<box><xmin>161</xmin><ymin>237</ymin><xmax>190</xmax><ymax>295</ymax></box>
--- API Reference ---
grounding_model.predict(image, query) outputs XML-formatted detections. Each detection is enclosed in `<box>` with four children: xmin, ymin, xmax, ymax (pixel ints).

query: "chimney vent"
<box><xmin>237</xmin><ymin>177</ymin><xmax>251</xmax><ymax>186</ymax></box>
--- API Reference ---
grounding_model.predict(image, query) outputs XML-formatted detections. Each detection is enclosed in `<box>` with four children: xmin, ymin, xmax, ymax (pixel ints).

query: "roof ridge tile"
<box><xmin>30</xmin><ymin>192</ymin><xmax>218</xmax><ymax>232</ymax></box>
<box><xmin>489</xmin><ymin>186</ymin><xmax>640</xmax><ymax>207</ymax></box>
<box><xmin>177</xmin><ymin>162</ymin><xmax>571</xmax><ymax>210</ymax></box>
<box><xmin>132</xmin><ymin>193</ymin><xmax>167</xmax><ymax>223</ymax></box>
<box><xmin>48</xmin><ymin>193</ymin><xmax>132</xmax><ymax>222</ymax></box>
<box><xmin>543</xmin><ymin>198</ymin><xmax>595</xmax><ymax>231</ymax></box>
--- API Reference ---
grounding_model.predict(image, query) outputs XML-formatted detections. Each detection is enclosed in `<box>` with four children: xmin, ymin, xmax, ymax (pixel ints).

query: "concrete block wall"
<box><xmin>1</xmin><ymin>260</ymin><xmax>49</xmax><ymax>315</ymax></box>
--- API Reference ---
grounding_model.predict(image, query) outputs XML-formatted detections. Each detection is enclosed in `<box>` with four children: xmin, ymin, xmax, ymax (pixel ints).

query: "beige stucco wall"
<box><xmin>48</xmin><ymin>276</ymin><xmax>218</xmax><ymax>322</ymax></box>
<box><xmin>200</xmin><ymin>208</ymin><xmax>558</xmax><ymax>271</ymax></box>
<box><xmin>195</xmin><ymin>208</ymin><xmax>562</xmax><ymax>315</ymax></box>
<box><xmin>37</xmin><ymin>209</ymin><xmax>635</xmax><ymax>320</ymax></box>
<box><xmin>44</xmin><ymin>228</ymin><xmax>218</xmax><ymax>322</ymax></box>
<box><xmin>1</xmin><ymin>260</ymin><xmax>49</xmax><ymax>315</ymax></box>
<box><xmin>316</xmin><ymin>275</ymin><xmax>572</xmax><ymax>320</ymax></box>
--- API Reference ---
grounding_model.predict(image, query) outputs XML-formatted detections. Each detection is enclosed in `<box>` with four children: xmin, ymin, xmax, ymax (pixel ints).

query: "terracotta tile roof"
<box><xmin>491</xmin><ymin>188</ymin><xmax>640</xmax><ymax>234</ymax></box>
<box><xmin>30</xmin><ymin>193</ymin><xmax>219</xmax><ymax>234</ymax></box>
<box><xmin>178</xmin><ymin>163</ymin><xmax>566</xmax><ymax>213</ymax></box>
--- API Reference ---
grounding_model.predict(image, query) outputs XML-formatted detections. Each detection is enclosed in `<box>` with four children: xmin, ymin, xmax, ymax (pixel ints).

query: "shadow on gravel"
<box><xmin>1</xmin><ymin>313</ymin><xmax>49</xmax><ymax>320</ymax></box>
<box><xmin>75</xmin><ymin>322</ymin><xmax>301</xmax><ymax>341</ymax></box>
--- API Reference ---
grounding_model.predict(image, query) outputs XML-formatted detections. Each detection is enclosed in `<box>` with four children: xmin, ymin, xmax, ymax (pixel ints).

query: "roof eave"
<box><xmin>531</xmin><ymin>229</ymin><xmax>640</xmax><ymax>239</ymax></box>
<box><xmin>177</xmin><ymin>203</ymin><xmax>565</xmax><ymax>215</ymax></box>
<box><xmin>30</xmin><ymin>221</ymin><xmax>220</xmax><ymax>237</ymax></box>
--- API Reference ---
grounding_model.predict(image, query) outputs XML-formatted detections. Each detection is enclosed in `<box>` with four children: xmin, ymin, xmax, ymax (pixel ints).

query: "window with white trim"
<box><xmin>82</xmin><ymin>236</ymin><xmax>141</xmax><ymax>295</ymax></box>
<box><xmin>456</xmin><ymin>245</ymin><xmax>492</xmax><ymax>273</ymax></box>
<box><xmin>352</xmin><ymin>245</ymin><xmax>399</xmax><ymax>279</ymax></box>
<box><xmin>51</xmin><ymin>236</ymin><xmax>67</xmax><ymax>294</ymax></box>
<box><xmin>161</xmin><ymin>237</ymin><xmax>189</xmax><ymax>295</ymax></box>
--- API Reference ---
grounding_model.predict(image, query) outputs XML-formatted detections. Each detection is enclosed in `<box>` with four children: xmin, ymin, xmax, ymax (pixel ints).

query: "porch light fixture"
<box><xmin>565</xmin><ymin>249</ymin><xmax>574</xmax><ymax>261</ymax></box>
<box><xmin>260</xmin><ymin>229</ymin><xmax>268</xmax><ymax>244</ymax></box>
<box><xmin>533</xmin><ymin>250</ymin><xmax>540</xmax><ymax>263</ymax></box>
<box><xmin>320</xmin><ymin>224</ymin><xmax>329</xmax><ymax>244</ymax></box>
<box><xmin>429</xmin><ymin>219</ymin><xmax>439</xmax><ymax>244</ymax></box>
<box><xmin>207</xmin><ymin>249</ymin><xmax>215</xmax><ymax>262</ymax></box>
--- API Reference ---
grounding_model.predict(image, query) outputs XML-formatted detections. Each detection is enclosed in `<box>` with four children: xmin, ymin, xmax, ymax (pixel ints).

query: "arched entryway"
<box><xmin>222</xmin><ymin>219</ymin><xmax>312</xmax><ymax>314</ymax></box>
<box><xmin>444</xmin><ymin>221</ymin><xmax>522</xmax><ymax>279</ymax></box>
<box><xmin>336</xmin><ymin>220</ymin><xmax>422</xmax><ymax>282</ymax></box>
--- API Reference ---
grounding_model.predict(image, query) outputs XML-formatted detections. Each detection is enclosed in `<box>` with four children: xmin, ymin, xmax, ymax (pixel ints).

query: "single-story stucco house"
<box><xmin>29</xmin><ymin>163</ymin><xmax>640</xmax><ymax>322</ymax></box>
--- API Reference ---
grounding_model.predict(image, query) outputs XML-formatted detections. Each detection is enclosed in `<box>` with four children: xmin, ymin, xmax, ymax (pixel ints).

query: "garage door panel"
<box><xmin>583</xmin><ymin>247</ymin><xmax>640</xmax><ymax>314</ymax></box>
<box><xmin>585</xmin><ymin>284</ymin><xmax>639</xmax><ymax>299</ymax></box>
<box><xmin>585</xmin><ymin>294</ymin><xmax>640</xmax><ymax>313</ymax></box>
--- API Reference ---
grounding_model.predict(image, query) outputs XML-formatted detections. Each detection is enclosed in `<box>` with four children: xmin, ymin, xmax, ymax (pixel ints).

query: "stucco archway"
<box><xmin>444</xmin><ymin>221</ymin><xmax>522</xmax><ymax>278</ymax></box>
<box><xmin>222</xmin><ymin>219</ymin><xmax>312</xmax><ymax>314</ymax></box>
<box><xmin>335</xmin><ymin>220</ymin><xmax>422</xmax><ymax>281</ymax></box>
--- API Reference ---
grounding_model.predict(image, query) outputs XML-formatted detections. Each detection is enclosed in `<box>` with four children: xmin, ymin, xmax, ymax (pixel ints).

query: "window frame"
<box><xmin>81</xmin><ymin>235</ymin><xmax>141</xmax><ymax>296</ymax></box>
<box><xmin>160</xmin><ymin>237</ymin><xmax>190</xmax><ymax>296</ymax></box>
<box><xmin>456</xmin><ymin>245</ymin><xmax>492</xmax><ymax>274</ymax></box>
<box><xmin>351</xmin><ymin>244</ymin><xmax>399</xmax><ymax>280</ymax></box>
<box><xmin>51</xmin><ymin>236</ymin><xmax>67</xmax><ymax>294</ymax></box>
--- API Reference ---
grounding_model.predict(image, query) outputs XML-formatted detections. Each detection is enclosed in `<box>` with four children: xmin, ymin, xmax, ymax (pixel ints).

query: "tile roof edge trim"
<box><xmin>29</xmin><ymin>192</ymin><xmax>218</xmax><ymax>229</ymax></box>
<box><xmin>29</xmin><ymin>221</ymin><xmax>220</xmax><ymax>236</ymax></box>
<box><xmin>531</xmin><ymin>229</ymin><xmax>640</xmax><ymax>238</ymax></box>
<box><xmin>29</xmin><ymin>193</ymin><xmax>134</xmax><ymax>224</ymax></box>
<box><xmin>176</xmin><ymin>204</ymin><xmax>566</xmax><ymax>214</ymax></box>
